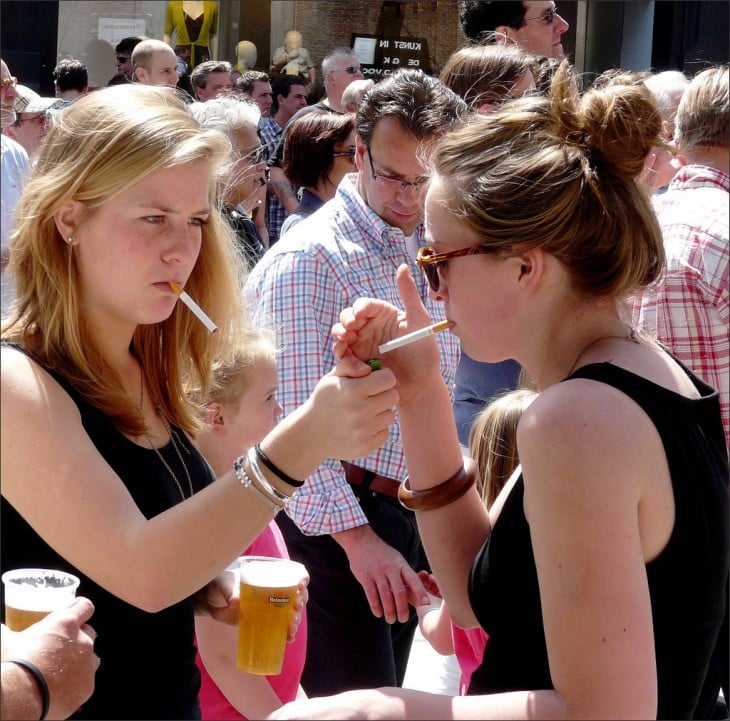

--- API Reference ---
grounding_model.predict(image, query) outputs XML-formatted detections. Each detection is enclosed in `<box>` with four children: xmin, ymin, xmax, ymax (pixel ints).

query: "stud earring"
<box><xmin>66</xmin><ymin>234</ymin><xmax>74</xmax><ymax>245</ymax></box>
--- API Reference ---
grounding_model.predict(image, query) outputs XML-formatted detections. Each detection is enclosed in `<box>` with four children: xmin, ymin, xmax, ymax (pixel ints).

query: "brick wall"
<box><xmin>289</xmin><ymin>1</ymin><xmax>468</xmax><ymax>77</ymax></box>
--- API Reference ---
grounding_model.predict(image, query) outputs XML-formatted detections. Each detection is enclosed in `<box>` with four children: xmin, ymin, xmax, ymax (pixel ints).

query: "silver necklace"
<box><xmin>567</xmin><ymin>327</ymin><xmax>638</xmax><ymax>377</ymax></box>
<box><xmin>139</xmin><ymin>370</ymin><xmax>194</xmax><ymax>502</ymax></box>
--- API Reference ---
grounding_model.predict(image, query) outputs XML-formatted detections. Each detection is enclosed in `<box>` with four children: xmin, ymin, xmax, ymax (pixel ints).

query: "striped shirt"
<box><xmin>245</xmin><ymin>174</ymin><xmax>460</xmax><ymax>534</ymax></box>
<box><xmin>633</xmin><ymin>164</ymin><xmax>729</xmax><ymax>447</ymax></box>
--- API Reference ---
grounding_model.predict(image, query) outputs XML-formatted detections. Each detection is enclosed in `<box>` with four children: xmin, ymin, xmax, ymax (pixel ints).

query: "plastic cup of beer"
<box><xmin>237</xmin><ymin>556</ymin><xmax>305</xmax><ymax>675</ymax></box>
<box><xmin>2</xmin><ymin>568</ymin><xmax>80</xmax><ymax>631</ymax></box>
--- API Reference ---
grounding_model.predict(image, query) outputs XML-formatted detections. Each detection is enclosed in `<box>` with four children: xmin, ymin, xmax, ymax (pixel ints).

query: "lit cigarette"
<box><xmin>168</xmin><ymin>281</ymin><xmax>218</xmax><ymax>333</ymax></box>
<box><xmin>378</xmin><ymin>320</ymin><xmax>453</xmax><ymax>354</ymax></box>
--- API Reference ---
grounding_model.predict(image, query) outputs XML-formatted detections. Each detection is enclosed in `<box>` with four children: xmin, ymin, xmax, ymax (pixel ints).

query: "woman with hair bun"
<box><xmin>269</xmin><ymin>61</ymin><xmax>729</xmax><ymax>721</ymax></box>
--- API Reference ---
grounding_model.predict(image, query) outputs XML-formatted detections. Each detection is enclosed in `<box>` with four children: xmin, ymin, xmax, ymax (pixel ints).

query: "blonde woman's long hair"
<box><xmin>2</xmin><ymin>84</ymin><xmax>248</xmax><ymax>436</ymax></box>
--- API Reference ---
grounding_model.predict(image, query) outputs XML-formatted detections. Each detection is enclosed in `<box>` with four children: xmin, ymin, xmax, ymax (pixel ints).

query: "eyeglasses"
<box><xmin>1</xmin><ymin>76</ymin><xmax>18</xmax><ymax>90</ymax></box>
<box><xmin>524</xmin><ymin>5</ymin><xmax>558</xmax><ymax>24</ymax></box>
<box><xmin>336</xmin><ymin>66</ymin><xmax>362</xmax><ymax>75</ymax></box>
<box><xmin>416</xmin><ymin>244</ymin><xmax>493</xmax><ymax>293</ymax></box>
<box><xmin>333</xmin><ymin>146</ymin><xmax>356</xmax><ymax>163</ymax></box>
<box><xmin>366</xmin><ymin>147</ymin><xmax>429</xmax><ymax>191</ymax></box>
<box><xmin>15</xmin><ymin>113</ymin><xmax>47</xmax><ymax>125</ymax></box>
<box><xmin>241</xmin><ymin>145</ymin><xmax>267</xmax><ymax>164</ymax></box>
<box><xmin>116</xmin><ymin>56</ymin><xmax>131</xmax><ymax>64</ymax></box>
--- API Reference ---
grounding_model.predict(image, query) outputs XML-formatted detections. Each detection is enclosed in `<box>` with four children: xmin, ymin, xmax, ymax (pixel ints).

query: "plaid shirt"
<box><xmin>259</xmin><ymin>116</ymin><xmax>288</xmax><ymax>244</ymax></box>
<box><xmin>632</xmin><ymin>165</ymin><xmax>729</xmax><ymax>447</ymax></box>
<box><xmin>245</xmin><ymin>174</ymin><xmax>460</xmax><ymax>535</ymax></box>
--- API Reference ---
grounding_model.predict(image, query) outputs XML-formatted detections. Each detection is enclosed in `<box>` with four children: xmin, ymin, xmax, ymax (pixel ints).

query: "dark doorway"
<box><xmin>1</xmin><ymin>0</ymin><xmax>59</xmax><ymax>96</ymax></box>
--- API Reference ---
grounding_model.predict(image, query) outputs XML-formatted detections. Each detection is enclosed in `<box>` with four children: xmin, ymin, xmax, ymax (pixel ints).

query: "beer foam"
<box><xmin>239</xmin><ymin>559</ymin><xmax>303</xmax><ymax>588</ymax></box>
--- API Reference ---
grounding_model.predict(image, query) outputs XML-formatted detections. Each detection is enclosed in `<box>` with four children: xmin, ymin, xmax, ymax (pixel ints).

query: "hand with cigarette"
<box><xmin>332</xmin><ymin>265</ymin><xmax>447</xmax><ymax>405</ymax></box>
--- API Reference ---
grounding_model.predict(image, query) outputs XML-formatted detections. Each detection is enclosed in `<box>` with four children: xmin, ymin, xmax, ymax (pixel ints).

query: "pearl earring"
<box><xmin>66</xmin><ymin>235</ymin><xmax>74</xmax><ymax>245</ymax></box>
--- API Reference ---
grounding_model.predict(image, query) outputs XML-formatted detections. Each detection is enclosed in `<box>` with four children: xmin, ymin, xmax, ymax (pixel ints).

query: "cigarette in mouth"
<box><xmin>168</xmin><ymin>281</ymin><xmax>218</xmax><ymax>333</ymax></box>
<box><xmin>377</xmin><ymin>320</ymin><xmax>453</xmax><ymax>354</ymax></box>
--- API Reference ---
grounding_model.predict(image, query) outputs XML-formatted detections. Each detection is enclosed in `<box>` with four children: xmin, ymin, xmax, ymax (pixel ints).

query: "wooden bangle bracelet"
<box><xmin>397</xmin><ymin>456</ymin><xmax>478</xmax><ymax>511</ymax></box>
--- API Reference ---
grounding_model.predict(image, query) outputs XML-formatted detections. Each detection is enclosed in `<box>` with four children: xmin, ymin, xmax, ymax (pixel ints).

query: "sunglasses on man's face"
<box><xmin>334</xmin><ymin>66</ymin><xmax>361</xmax><ymax>75</ymax></box>
<box><xmin>117</xmin><ymin>56</ymin><xmax>131</xmax><ymax>64</ymax></box>
<box><xmin>524</xmin><ymin>5</ymin><xmax>558</xmax><ymax>24</ymax></box>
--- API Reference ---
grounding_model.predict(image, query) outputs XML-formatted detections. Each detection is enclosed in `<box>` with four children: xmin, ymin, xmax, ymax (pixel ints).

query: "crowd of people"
<box><xmin>1</xmin><ymin>1</ymin><xmax>727</xmax><ymax>719</ymax></box>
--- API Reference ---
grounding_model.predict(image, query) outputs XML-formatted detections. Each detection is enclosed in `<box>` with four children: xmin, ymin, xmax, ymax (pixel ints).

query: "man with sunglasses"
<box><xmin>2</xmin><ymin>85</ymin><xmax>61</xmax><ymax>157</ymax></box>
<box><xmin>246</xmin><ymin>68</ymin><xmax>467</xmax><ymax>697</ymax></box>
<box><xmin>107</xmin><ymin>36</ymin><xmax>143</xmax><ymax>86</ymax></box>
<box><xmin>460</xmin><ymin>1</ymin><xmax>569</xmax><ymax>59</ymax></box>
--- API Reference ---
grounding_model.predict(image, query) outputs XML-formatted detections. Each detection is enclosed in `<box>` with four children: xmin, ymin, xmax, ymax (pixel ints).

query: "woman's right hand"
<box><xmin>332</xmin><ymin>265</ymin><xmax>445</xmax><ymax>405</ymax></box>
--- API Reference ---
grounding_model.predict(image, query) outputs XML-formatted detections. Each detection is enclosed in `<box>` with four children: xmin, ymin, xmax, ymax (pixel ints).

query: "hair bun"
<box><xmin>574</xmin><ymin>79</ymin><xmax>662</xmax><ymax>182</ymax></box>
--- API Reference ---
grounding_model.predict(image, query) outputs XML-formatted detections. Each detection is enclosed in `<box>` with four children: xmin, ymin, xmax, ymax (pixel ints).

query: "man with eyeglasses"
<box><xmin>266</xmin><ymin>47</ymin><xmax>365</xmax><ymax>230</ymax></box>
<box><xmin>2</xmin><ymin>85</ymin><xmax>61</xmax><ymax>157</ymax></box>
<box><xmin>460</xmin><ymin>0</ymin><xmax>569</xmax><ymax>59</ymax></box>
<box><xmin>246</xmin><ymin>68</ymin><xmax>467</xmax><ymax>697</ymax></box>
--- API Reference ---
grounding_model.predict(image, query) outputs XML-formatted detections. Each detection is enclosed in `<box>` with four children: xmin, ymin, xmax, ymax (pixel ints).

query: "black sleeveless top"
<box><xmin>1</xmin><ymin>348</ymin><xmax>217</xmax><ymax>719</ymax></box>
<box><xmin>468</xmin><ymin>362</ymin><xmax>729</xmax><ymax>720</ymax></box>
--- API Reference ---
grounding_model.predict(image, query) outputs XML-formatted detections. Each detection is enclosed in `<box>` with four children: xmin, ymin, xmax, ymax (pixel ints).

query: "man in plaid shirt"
<box><xmin>633</xmin><ymin>65</ymin><xmax>729</xmax><ymax>448</ymax></box>
<box><xmin>246</xmin><ymin>69</ymin><xmax>466</xmax><ymax>695</ymax></box>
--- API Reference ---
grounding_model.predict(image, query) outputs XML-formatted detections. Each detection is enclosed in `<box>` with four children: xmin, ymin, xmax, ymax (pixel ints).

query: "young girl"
<box><xmin>416</xmin><ymin>388</ymin><xmax>537</xmax><ymax>695</ymax></box>
<box><xmin>194</xmin><ymin>326</ymin><xmax>307</xmax><ymax>719</ymax></box>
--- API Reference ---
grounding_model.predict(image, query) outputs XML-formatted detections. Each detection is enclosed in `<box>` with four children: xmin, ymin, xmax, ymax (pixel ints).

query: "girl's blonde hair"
<box><xmin>2</xmin><ymin>84</ymin><xmax>248</xmax><ymax>436</ymax></box>
<box><xmin>468</xmin><ymin>388</ymin><xmax>537</xmax><ymax>508</ymax></box>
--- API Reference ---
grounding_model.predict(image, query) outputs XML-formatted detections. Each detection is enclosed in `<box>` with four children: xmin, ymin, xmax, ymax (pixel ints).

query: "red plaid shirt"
<box><xmin>633</xmin><ymin>165</ymin><xmax>729</xmax><ymax>448</ymax></box>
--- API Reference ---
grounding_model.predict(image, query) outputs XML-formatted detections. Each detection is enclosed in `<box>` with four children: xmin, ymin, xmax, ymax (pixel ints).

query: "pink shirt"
<box><xmin>451</xmin><ymin>625</ymin><xmax>489</xmax><ymax>695</ymax></box>
<box><xmin>196</xmin><ymin>522</ymin><xmax>307</xmax><ymax>719</ymax></box>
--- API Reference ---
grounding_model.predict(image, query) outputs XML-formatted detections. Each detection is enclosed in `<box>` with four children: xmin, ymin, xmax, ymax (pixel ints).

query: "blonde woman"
<box><xmin>0</xmin><ymin>84</ymin><xmax>397</xmax><ymax>719</ymax></box>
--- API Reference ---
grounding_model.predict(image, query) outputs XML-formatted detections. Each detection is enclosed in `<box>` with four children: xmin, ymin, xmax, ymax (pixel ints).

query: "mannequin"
<box><xmin>164</xmin><ymin>0</ymin><xmax>219</xmax><ymax>70</ymax></box>
<box><xmin>236</xmin><ymin>41</ymin><xmax>258</xmax><ymax>73</ymax></box>
<box><xmin>270</xmin><ymin>30</ymin><xmax>315</xmax><ymax>85</ymax></box>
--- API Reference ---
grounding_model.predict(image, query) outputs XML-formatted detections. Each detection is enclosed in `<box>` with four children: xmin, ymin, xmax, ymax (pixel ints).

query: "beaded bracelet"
<box><xmin>397</xmin><ymin>456</ymin><xmax>478</xmax><ymax>512</ymax></box>
<box><xmin>7</xmin><ymin>658</ymin><xmax>50</xmax><ymax>721</ymax></box>
<box><xmin>233</xmin><ymin>455</ymin><xmax>284</xmax><ymax>512</ymax></box>
<box><xmin>247</xmin><ymin>448</ymin><xmax>293</xmax><ymax>505</ymax></box>
<box><xmin>254</xmin><ymin>444</ymin><xmax>304</xmax><ymax>488</ymax></box>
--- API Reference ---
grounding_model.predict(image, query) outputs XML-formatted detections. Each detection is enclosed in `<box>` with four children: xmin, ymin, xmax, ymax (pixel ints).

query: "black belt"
<box><xmin>341</xmin><ymin>462</ymin><xmax>401</xmax><ymax>498</ymax></box>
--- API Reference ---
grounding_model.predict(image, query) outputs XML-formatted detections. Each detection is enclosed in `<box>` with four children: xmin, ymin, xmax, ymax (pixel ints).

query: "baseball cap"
<box><xmin>13</xmin><ymin>85</ymin><xmax>63</xmax><ymax>114</ymax></box>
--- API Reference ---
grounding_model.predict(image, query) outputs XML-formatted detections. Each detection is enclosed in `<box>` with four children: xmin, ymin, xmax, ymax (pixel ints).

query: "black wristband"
<box><xmin>254</xmin><ymin>444</ymin><xmax>305</xmax><ymax>488</ymax></box>
<box><xmin>7</xmin><ymin>658</ymin><xmax>50</xmax><ymax>721</ymax></box>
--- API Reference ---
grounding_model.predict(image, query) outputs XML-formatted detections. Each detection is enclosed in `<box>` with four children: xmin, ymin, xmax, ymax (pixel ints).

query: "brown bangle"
<box><xmin>398</xmin><ymin>456</ymin><xmax>477</xmax><ymax>511</ymax></box>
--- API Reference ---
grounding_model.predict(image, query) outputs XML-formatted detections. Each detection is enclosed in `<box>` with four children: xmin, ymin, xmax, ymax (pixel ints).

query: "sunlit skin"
<box><xmin>354</xmin><ymin>117</ymin><xmax>428</xmax><ymax>236</ymax></box>
<box><xmin>54</xmin><ymin>161</ymin><xmax>212</xmax><ymax>347</ymax></box>
<box><xmin>500</xmin><ymin>1</ymin><xmax>570</xmax><ymax>59</ymax></box>
<box><xmin>275</xmin><ymin>84</ymin><xmax>307</xmax><ymax>124</ymax></box>
<box><xmin>197</xmin><ymin>71</ymin><xmax>234</xmax><ymax>101</ymax></box>
<box><xmin>327</xmin><ymin>61</ymin><xmax>364</xmax><ymax>109</ymax></box>
<box><xmin>1</xmin><ymin>59</ymin><xmax>19</xmax><ymax>123</ymax></box>
<box><xmin>136</xmin><ymin>49</ymin><xmax>179</xmax><ymax>88</ymax></box>
<box><xmin>250</xmin><ymin>80</ymin><xmax>273</xmax><ymax>117</ymax></box>
<box><xmin>197</xmin><ymin>359</ymin><xmax>283</xmax><ymax>477</ymax></box>
<box><xmin>423</xmin><ymin>176</ymin><xmax>517</xmax><ymax>363</ymax></box>
<box><xmin>3</xmin><ymin>111</ymin><xmax>49</xmax><ymax>155</ymax></box>
<box><xmin>227</xmin><ymin>126</ymin><xmax>267</xmax><ymax>208</ymax></box>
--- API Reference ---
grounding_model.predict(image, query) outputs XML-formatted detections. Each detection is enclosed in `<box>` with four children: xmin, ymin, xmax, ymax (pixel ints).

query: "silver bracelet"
<box><xmin>247</xmin><ymin>447</ymin><xmax>292</xmax><ymax>505</ymax></box>
<box><xmin>233</xmin><ymin>455</ymin><xmax>283</xmax><ymax>512</ymax></box>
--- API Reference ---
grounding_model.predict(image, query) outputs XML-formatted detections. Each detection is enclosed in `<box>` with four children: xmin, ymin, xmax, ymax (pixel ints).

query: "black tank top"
<box><xmin>468</xmin><ymin>362</ymin><xmax>729</xmax><ymax>720</ymax></box>
<box><xmin>1</xmin><ymin>347</ymin><xmax>217</xmax><ymax>719</ymax></box>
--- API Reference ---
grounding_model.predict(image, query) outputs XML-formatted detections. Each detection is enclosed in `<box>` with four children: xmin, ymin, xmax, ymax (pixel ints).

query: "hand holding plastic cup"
<box><xmin>237</xmin><ymin>556</ymin><xmax>306</xmax><ymax>675</ymax></box>
<box><xmin>2</xmin><ymin>568</ymin><xmax>80</xmax><ymax>631</ymax></box>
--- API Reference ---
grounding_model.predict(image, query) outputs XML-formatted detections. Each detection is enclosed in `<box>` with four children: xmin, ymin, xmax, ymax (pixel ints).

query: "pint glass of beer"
<box><xmin>237</xmin><ymin>556</ymin><xmax>305</xmax><ymax>675</ymax></box>
<box><xmin>2</xmin><ymin>568</ymin><xmax>80</xmax><ymax>631</ymax></box>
